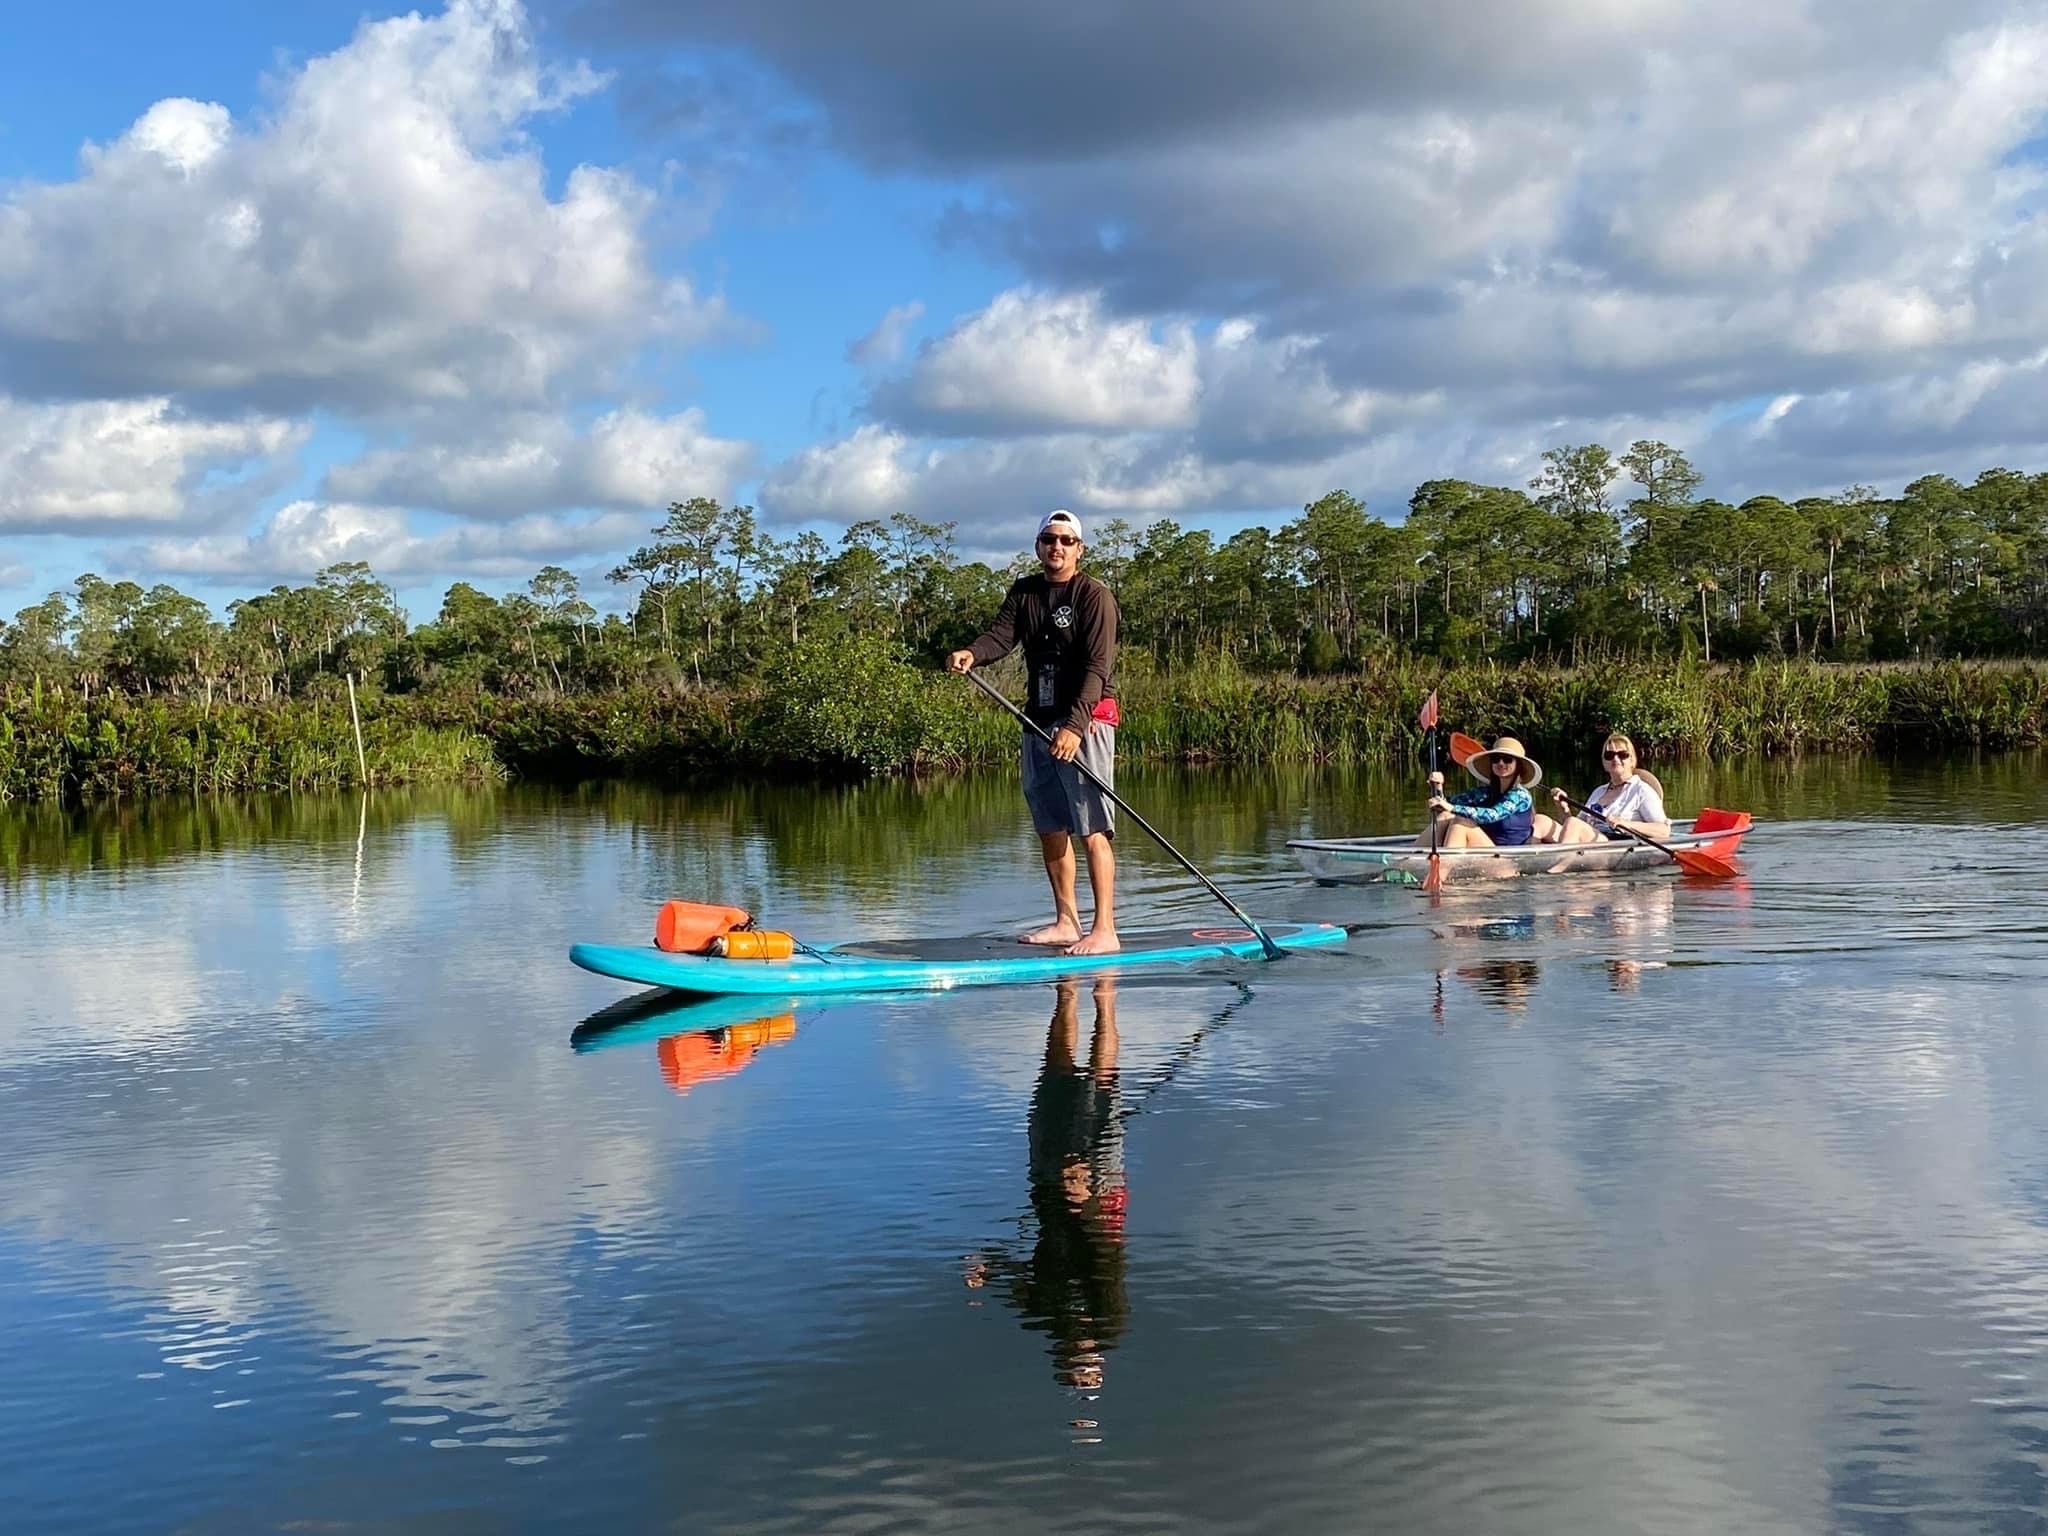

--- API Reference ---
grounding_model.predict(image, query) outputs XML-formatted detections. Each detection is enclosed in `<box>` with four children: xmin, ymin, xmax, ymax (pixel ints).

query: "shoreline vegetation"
<box><xmin>4</xmin><ymin>444</ymin><xmax>2044</xmax><ymax>803</ymax></box>
<box><xmin>4</xmin><ymin>655</ymin><xmax>2042</xmax><ymax>805</ymax></box>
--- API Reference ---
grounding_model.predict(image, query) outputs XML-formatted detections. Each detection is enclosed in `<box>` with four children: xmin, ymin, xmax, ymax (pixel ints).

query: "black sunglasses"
<box><xmin>1038</xmin><ymin>533</ymin><xmax>1080</xmax><ymax>547</ymax></box>
<box><xmin>1602</xmin><ymin>749</ymin><xmax>1632</xmax><ymax>761</ymax></box>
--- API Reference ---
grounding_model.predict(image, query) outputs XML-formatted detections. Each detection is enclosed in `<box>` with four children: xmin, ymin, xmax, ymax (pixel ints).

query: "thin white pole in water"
<box><xmin>352</xmin><ymin>790</ymin><xmax>367</xmax><ymax>914</ymax></box>
<box><xmin>346</xmin><ymin>671</ymin><xmax>368</xmax><ymax>786</ymax></box>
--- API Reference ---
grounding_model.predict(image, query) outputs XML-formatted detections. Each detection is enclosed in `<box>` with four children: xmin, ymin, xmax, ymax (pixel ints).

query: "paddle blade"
<box><xmin>1416</xmin><ymin>689</ymin><xmax>1440</xmax><ymax>731</ymax></box>
<box><xmin>1674</xmin><ymin>848</ymin><xmax>1741</xmax><ymax>879</ymax></box>
<box><xmin>1448</xmin><ymin>731</ymin><xmax>1485</xmax><ymax>768</ymax></box>
<box><xmin>1421</xmin><ymin>851</ymin><xmax>1446</xmax><ymax>894</ymax></box>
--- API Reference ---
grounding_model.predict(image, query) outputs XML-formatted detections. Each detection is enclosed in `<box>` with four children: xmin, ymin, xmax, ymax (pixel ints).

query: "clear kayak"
<box><xmin>569</xmin><ymin>921</ymin><xmax>1348</xmax><ymax>998</ymax></box>
<box><xmin>1288</xmin><ymin>810</ymin><xmax>1753</xmax><ymax>885</ymax></box>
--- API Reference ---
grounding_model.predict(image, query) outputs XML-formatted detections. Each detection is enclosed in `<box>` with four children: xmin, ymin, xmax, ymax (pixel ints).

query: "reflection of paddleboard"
<box><xmin>570</xmin><ymin>989</ymin><xmax>876</xmax><ymax>1052</ymax></box>
<box><xmin>568</xmin><ymin>923</ymin><xmax>1347</xmax><ymax>999</ymax></box>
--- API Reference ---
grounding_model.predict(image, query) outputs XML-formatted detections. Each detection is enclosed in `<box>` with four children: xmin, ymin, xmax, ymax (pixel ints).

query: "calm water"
<box><xmin>3</xmin><ymin>755</ymin><xmax>2047</xmax><ymax>1534</ymax></box>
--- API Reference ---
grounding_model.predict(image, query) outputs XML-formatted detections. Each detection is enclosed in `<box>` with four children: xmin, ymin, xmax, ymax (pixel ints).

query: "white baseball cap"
<box><xmin>1039</xmin><ymin>508</ymin><xmax>1084</xmax><ymax>541</ymax></box>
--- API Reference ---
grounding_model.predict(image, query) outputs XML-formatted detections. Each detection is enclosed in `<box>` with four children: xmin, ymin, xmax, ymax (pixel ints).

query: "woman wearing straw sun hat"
<box><xmin>1415</xmin><ymin>736</ymin><xmax>1542</xmax><ymax>850</ymax></box>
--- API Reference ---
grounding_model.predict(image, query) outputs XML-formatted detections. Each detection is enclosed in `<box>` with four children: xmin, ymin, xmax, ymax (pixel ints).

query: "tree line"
<box><xmin>5</xmin><ymin>445</ymin><xmax>2046</xmax><ymax>706</ymax></box>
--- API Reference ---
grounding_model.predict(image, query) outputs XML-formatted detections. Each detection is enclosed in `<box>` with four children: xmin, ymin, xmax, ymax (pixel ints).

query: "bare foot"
<box><xmin>1064</xmin><ymin>929</ymin><xmax>1121</xmax><ymax>956</ymax></box>
<box><xmin>1022</xmin><ymin>920</ymin><xmax>1083</xmax><ymax>945</ymax></box>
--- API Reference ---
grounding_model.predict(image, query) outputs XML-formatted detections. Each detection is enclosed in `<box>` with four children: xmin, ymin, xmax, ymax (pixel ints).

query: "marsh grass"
<box><xmin>0</xmin><ymin>690</ymin><xmax>501</xmax><ymax>804</ymax></box>
<box><xmin>5</xmin><ymin>657</ymin><xmax>2040</xmax><ymax>803</ymax></box>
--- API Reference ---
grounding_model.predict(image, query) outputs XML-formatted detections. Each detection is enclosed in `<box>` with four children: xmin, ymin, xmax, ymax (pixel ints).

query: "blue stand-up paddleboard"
<box><xmin>570</xmin><ymin>922</ymin><xmax>1346</xmax><ymax>998</ymax></box>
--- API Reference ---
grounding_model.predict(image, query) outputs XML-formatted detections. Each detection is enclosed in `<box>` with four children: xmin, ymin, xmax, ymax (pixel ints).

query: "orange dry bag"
<box><xmin>655</xmin><ymin>900</ymin><xmax>752</xmax><ymax>954</ymax></box>
<box><xmin>710</xmin><ymin>930</ymin><xmax>796</xmax><ymax>960</ymax></box>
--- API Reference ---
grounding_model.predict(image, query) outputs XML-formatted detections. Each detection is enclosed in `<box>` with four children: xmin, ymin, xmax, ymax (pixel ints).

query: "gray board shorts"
<box><xmin>1021</xmin><ymin>723</ymin><xmax>1116</xmax><ymax>839</ymax></box>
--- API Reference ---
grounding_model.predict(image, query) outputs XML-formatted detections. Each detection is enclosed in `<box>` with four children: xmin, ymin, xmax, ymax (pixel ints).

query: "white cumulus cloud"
<box><xmin>0</xmin><ymin>396</ymin><xmax>305</xmax><ymax>534</ymax></box>
<box><xmin>0</xmin><ymin>0</ymin><xmax>723</xmax><ymax>413</ymax></box>
<box><xmin>138</xmin><ymin>500</ymin><xmax>649</xmax><ymax>583</ymax></box>
<box><xmin>876</xmin><ymin>289</ymin><xmax>1438</xmax><ymax>451</ymax></box>
<box><xmin>0</xmin><ymin>0</ymin><xmax>756</xmax><ymax>599</ymax></box>
<box><xmin>760</xmin><ymin>424</ymin><xmax>924</xmax><ymax>524</ymax></box>
<box><xmin>887</xmin><ymin>289</ymin><xmax>1201</xmax><ymax>433</ymax></box>
<box><xmin>322</xmin><ymin>407</ymin><xmax>754</xmax><ymax>517</ymax></box>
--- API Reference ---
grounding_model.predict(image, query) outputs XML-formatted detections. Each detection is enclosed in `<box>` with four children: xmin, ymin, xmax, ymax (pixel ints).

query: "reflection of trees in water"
<box><xmin>966</xmin><ymin>979</ymin><xmax>1129</xmax><ymax>1403</ymax></box>
<box><xmin>0</xmin><ymin>784</ymin><xmax>505</xmax><ymax>886</ymax></box>
<box><xmin>1653</xmin><ymin>748</ymin><xmax>2048</xmax><ymax>827</ymax></box>
<box><xmin>574</xmin><ymin>776</ymin><xmax>1020</xmax><ymax>894</ymax></box>
<box><xmin>5</xmin><ymin>745</ymin><xmax>2039</xmax><ymax>892</ymax></box>
<box><xmin>14</xmin><ymin>748</ymin><xmax>2026</xmax><ymax>901</ymax></box>
<box><xmin>564</xmin><ymin>765</ymin><xmax>1462</xmax><ymax>897</ymax></box>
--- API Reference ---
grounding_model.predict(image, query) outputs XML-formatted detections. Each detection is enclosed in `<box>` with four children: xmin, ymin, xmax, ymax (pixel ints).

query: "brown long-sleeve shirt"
<box><xmin>966</xmin><ymin>570</ymin><xmax>1120</xmax><ymax>734</ymax></box>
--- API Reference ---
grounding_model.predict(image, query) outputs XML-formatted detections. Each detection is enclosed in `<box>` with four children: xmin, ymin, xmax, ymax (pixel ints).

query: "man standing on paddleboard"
<box><xmin>948</xmin><ymin>509</ymin><xmax>1121</xmax><ymax>954</ymax></box>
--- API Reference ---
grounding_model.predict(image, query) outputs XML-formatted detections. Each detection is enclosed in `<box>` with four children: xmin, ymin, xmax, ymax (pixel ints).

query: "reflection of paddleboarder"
<box><xmin>964</xmin><ymin>977</ymin><xmax>1128</xmax><ymax>1397</ymax></box>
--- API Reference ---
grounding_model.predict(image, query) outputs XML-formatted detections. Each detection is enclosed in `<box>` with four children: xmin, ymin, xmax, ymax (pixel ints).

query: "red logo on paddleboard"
<box><xmin>1190</xmin><ymin>927</ymin><xmax>1254</xmax><ymax>940</ymax></box>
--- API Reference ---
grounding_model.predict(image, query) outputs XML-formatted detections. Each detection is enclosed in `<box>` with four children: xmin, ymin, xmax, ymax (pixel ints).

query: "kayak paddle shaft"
<box><xmin>1558</xmin><ymin>791</ymin><xmax>1739</xmax><ymax>879</ymax></box>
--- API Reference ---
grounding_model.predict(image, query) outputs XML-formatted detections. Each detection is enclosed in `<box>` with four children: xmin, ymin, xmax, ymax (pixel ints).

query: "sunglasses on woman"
<box><xmin>1602</xmin><ymin>750</ymin><xmax>1632</xmax><ymax>761</ymax></box>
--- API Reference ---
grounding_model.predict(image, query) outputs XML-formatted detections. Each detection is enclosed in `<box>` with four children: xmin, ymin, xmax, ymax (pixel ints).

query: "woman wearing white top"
<box><xmin>1532</xmin><ymin>733</ymin><xmax>1671</xmax><ymax>845</ymax></box>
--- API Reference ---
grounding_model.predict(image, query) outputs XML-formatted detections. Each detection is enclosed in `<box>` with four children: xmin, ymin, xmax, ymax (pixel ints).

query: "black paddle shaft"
<box><xmin>1425</xmin><ymin>725</ymin><xmax>1442</xmax><ymax>872</ymax></box>
<box><xmin>1557</xmin><ymin>790</ymin><xmax>1686</xmax><ymax>863</ymax></box>
<box><xmin>960</xmin><ymin>667</ymin><xmax>1288</xmax><ymax>961</ymax></box>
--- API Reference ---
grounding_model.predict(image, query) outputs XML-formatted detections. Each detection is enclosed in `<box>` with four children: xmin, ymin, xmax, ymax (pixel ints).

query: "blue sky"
<box><xmin>0</xmin><ymin>1</ymin><xmax>1015</xmax><ymax>616</ymax></box>
<box><xmin>5</xmin><ymin>0</ymin><xmax>2048</xmax><ymax>624</ymax></box>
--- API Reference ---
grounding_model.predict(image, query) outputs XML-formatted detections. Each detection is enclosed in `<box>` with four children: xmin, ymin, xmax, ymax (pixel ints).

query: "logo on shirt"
<box><xmin>1052</xmin><ymin>605</ymin><xmax>1073</xmax><ymax>630</ymax></box>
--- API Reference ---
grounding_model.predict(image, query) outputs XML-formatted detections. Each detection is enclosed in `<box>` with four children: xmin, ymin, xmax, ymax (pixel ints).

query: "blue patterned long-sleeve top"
<box><xmin>1446</xmin><ymin>784</ymin><xmax>1535</xmax><ymax>845</ymax></box>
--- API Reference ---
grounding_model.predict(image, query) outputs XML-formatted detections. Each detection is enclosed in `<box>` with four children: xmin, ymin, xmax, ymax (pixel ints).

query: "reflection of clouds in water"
<box><xmin>938</xmin><ymin>982</ymin><xmax>1243</xmax><ymax>1103</ymax></box>
<box><xmin>0</xmin><ymin>1046</ymin><xmax>680</xmax><ymax>1436</ymax></box>
<box><xmin>1597</xmin><ymin>880</ymin><xmax>1676</xmax><ymax>949</ymax></box>
<box><xmin>0</xmin><ymin>822</ymin><xmax>472</xmax><ymax>1066</ymax></box>
<box><xmin>1169</xmin><ymin>965</ymin><xmax>2048</xmax><ymax>1528</ymax></box>
<box><xmin>0</xmin><ymin>820</ymin><xmax>739</xmax><ymax>1440</ymax></box>
<box><xmin>293</xmin><ymin>812</ymin><xmax>444</xmax><ymax>951</ymax></box>
<box><xmin>0</xmin><ymin>937</ymin><xmax>215</xmax><ymax>1061</ymax></box>
<box><xmin>5</xmin><ymin>778</ymin><xmax>2042</xmax><ymax>1520</ymax></box>
<box><xmin>1604</xmin><ymin>988</ymin><xmax>2048</xmax><ymax>1521</ymax></box>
